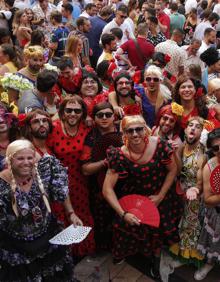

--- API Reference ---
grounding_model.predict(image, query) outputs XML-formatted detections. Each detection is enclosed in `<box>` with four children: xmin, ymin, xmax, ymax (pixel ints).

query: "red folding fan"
<box><xmin>119</xmin><ymin>194</ymin><xmax>160</xmax><ymax>227</ymax></box>
<box><xmin>210</xmin><ymin>165</ymin><xmax>220</xmax><ymax>194</ymax></box>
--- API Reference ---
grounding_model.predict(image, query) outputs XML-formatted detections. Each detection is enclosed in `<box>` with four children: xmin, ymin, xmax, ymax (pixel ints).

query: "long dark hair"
<box><xmin>172</xmin><ymin>74</ymin><xmax>208</xmax><ymax>119</ymax></box>
<box><xmin>1</xmin><ymin>43</ymin><xmax>23</xmax><ymax>69</ymax></box>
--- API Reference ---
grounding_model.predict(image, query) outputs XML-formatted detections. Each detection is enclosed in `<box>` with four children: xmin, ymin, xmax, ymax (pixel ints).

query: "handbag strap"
<box><xmin>132</xmin><ymin>38</ymin><xmax>146</xmax><ymax>63</ymax></box>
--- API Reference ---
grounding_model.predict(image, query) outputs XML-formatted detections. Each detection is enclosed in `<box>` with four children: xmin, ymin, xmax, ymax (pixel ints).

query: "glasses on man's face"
<box><xmin>117</xmin><ymin>81</ymin><xmax>131</xmax><ymax>86</ymax></box>
<box><xmin>118</xmin><ymin>13</ymin><xmax>127</xmax><ymax>19</ymax></box>
<box><xmin>211</xmin><ymin>144</ymin><xmax>220</xmax><ymax>152</ymax></box>
<box><xmin>64</xmin><ymin>108</ymin><xmax>82</xmax><ymax>114</ymax></box>
<box><xmin>95</xmin><ymin>112</ymin><xmax>114</xmax><ymax>119</ymax></box>
<box><xmin>30</xmin><ymin>118</ymin><xmax>49</xmax><ymax>126</ymax></box>
<box><xmin>125</xmin><ymin>126</ymin><xmax>144</xmax><ymax>135</ymax></box>
<box><xmin>145</xmin><ymin>77</ymin><xmax>160</xmax><ymax>83</ymax></box>
<box><xmin>83</xmin><ymin>79</ymin><xmax>97</xmax><ymax>85</ymax></box>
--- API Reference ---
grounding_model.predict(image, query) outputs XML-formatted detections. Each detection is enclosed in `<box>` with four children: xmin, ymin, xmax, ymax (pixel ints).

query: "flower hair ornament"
<box><xmin>195</xmin><ymin>87</ymin><xmax>204</xmax><ymax>99</ymax></box>
<box><xmin>171</xmin><ymin>102</ymin><xmax>184</xmax><ymax>116</ymax></box>
<box><xmin>164</xmin><ymin>54</ymin><xmax>171</xmax><ymax>63</ymax></box>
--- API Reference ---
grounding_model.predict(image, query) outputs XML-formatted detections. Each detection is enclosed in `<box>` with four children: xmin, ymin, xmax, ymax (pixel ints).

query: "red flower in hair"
<box><xmin>195</xmin><ymin>87</ymin><xmax>203</xmax><ymax>99</ymax></box>
<box><xmin>84</xmin><ymin>65</ymin><xmax>96</xmax><ymax>74</ymax></box>
<box><xmin>132</xmin><ymin>70</ymin><xmax>141</xmax><ymax>84</ymax></box>
<box><xmin>18</xmin><ymin>113</ymin><xmax>26</xmax><ymax>127</ymax></box>
<box><xmin>164</xmin><ymin>54</ymin><xmax>171</xmax><ymax>63</ymax></box>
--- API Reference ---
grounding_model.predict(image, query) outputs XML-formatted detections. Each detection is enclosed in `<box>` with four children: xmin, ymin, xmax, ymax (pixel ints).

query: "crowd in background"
<box><xmin>0</xmin><ymin>0</ymin><xmax>220</xmax><ymax>281</ymax></box>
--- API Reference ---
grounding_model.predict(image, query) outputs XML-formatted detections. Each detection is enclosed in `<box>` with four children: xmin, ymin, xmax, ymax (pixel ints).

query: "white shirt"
<box><xmin>101</xmin><ymin>18</ymin><xmax>135</xmax><ymax>44</ymax></box>
<box><xmin>213</xmin><ymin>4</ymin><xmax>220</xmax><ymax>31</ymax></box>
<box><xmin>194</xmin><ymin>21</ymin><xmax>212</xmax><ymax>41</ymax></box>
<box><xmin>198</xmin><ymin>40</ymin><xmax>210</xmax><ymax>56</ymax></box>
<box><xmin>155</xmin><ymin>39</ymin><xmax>185</xmax><ymax>75</ymax></box>
<box><xmin>181</xmin><ymin>45</ymin><xmax>204</xmax><ymax>70</ymax></box>
<box><xmin>79</xmin><ymin>11</ymin><xmax>91</xmax><ymax>18</ymax></box>
<box><xmin>185</xmin><ymin>0</ymin><xmax>197</xmax><ymax>15</ymax></box>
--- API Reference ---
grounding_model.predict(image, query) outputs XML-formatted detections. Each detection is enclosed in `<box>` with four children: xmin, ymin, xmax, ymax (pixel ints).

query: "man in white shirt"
<box><xmin>181</xmin><ymin>38</ymin><xmax>204</xmax><ymax>69</ymax></box>
<box><xmin>155</xmin><ymin>29</ymin><xmax>185</xmax><ymax>76</ymax></box>
<box><xmin>79</xmin><ymin>3</ymin><xmax>97</xmax><ymax>18</ymax></box>
<box><xmin>194</xmin><ymin>12</ymin><xmax>219</xmax><ymax>41</ymax></box>
<box><xmin>198</xmin><ymin>27</ymin><xmax>216</xmax><ymax>56</ymax></box>
<box><xmin>101</xmin><ymin>4</ymin><xmax>135</xmax><ymax>44</ymax></box>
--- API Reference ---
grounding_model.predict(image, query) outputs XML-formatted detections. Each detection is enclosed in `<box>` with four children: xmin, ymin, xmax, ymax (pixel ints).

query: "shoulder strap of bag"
<box><xmin>133</xmin><ymin>38</ymin><xmax>146</xmax><ymax>63</ymax></box>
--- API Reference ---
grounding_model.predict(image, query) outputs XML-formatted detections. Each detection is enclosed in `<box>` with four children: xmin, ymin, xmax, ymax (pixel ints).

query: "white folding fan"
<box><xmin>49</xmin><ymin>225</ymin><xmax>92</xmax><ymax>245</ymax></box>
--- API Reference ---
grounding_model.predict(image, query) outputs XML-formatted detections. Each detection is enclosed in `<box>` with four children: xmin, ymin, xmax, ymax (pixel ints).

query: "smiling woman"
<box><xmin>0</xmin><ymin>139</ymin><xmax>76</xmax><ymax>281</ymax></box>
<box><xmin>103</xmin><ymin>115</ymin><xmax>182</xmax><ymax>280</ymax></box>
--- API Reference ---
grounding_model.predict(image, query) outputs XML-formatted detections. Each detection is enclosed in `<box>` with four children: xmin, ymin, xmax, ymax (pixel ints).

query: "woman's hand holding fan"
<box><xmin>210</xmin><ymin>165</ymin><xmax>220</xmax><ymax>194</ymax></box>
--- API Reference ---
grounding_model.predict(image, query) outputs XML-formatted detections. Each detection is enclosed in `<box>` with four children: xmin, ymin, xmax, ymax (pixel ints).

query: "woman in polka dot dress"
<box><xmin>103</xmin><ymin>115</ymin><xmax>182</xmax><ymax>279</ymax></box>
<box><xmin>47</xmin><ymin>96</ymin><xmax>96</xmax><ymax>257</ymax></box>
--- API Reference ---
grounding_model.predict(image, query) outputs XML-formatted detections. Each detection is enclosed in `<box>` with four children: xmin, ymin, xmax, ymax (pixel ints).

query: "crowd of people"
<box><xmin>0</xmin><ymin>0</ymin><xmax>220</xmax><ymax>281</ymax></box>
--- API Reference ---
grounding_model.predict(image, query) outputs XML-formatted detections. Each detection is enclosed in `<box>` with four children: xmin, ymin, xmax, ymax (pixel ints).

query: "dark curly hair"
<box><xmin>172</xmin><ymin>74</ymin><xmax>208</xmax><ymax>119</ymax></box>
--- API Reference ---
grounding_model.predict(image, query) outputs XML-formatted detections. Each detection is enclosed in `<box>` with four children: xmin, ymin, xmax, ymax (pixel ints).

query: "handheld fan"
<box><xmin>210</xmin><ymin>165</ymin><xmax>220</xmax><ymax>194</ymax></box>
<box><xmin>119</xmin><ymin>194</ymin><xmax>160</xmax><ymax>227</ymax></box>
<box><xmin>49</xmin><ymin>225</ymin><xmax>92</xmax><ymax>245</ymax></box>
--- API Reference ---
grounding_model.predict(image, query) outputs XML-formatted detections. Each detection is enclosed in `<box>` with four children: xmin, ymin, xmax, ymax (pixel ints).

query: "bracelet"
<box><xmin>121</xmin><ymin>211</ymin><xmax>128</xmax><ymax>220</ymax></box>
<box><xmin>67</xmin><ymin>211</ymin><xmax>75</xmax><ymax>217</ymax></box>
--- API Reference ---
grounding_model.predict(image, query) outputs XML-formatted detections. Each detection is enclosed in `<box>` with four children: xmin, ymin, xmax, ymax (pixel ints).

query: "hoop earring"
<box><xmin>123</xmin><ymin>135</ymin><xmax>129</xmax><ymax>148</ymax></box>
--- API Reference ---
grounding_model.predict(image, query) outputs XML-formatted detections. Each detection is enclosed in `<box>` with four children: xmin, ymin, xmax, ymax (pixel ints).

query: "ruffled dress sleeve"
<box><xmin>158</xmin><ymin>138</ymin><xmax>174</xmax><ymax>165</ymax></box>
<box><xmin>38</xmin><ymin>155</ymin><xmax>68</xmax><ymax>202</ymax></box>
<box><xmin>106</xmin><ymin>146</ymin><xmax>128</xmax><ymax>178</ymax></box>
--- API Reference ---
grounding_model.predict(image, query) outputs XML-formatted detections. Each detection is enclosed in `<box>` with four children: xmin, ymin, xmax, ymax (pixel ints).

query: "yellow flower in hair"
<box><xmin>171</xmin><ymin>102</ymin><xmax>184</xmax><ymax>116</ymax></box>
<box><xmin>203</xmin><ymin>120</ymin><xmax>215</xmax><ymax>131</ymax></box>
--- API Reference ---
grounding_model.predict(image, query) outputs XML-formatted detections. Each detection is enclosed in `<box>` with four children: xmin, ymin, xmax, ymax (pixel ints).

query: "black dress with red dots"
<box><xmin>47</xmin><ymin>120</ymin><xmax>96</xmax><ymax>257</ymax></box>
<box><xmin>106</xmin><ymin>138</ymin><xmax>183</xmax><ymax>260</ymax></box>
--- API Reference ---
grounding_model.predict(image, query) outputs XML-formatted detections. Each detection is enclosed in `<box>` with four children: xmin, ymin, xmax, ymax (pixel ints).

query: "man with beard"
<box><xmin>198</xmin><ymin>28</ymin><xmax>217</xmax><ymax>56</ymax></box>
<box><xmin>152</xmin><ymin>103</ymin><xmax>183</xmax><ymax>172</ymax></box>
<box><xmin>47</xmin><ymin>96</ymin><xmax>95</xmax><ymax>257</ymax></box>
<box><xmin>108</xmin><ymin>72</ymin><xmax>142</xmax><ymax>119</ymax></box>
<box><xmin>165</xmin><ymin>117</ymin><xmax>207</xmax><ymax>280</ymax></box>
<box><xmin>17</xmin><ymin>46</ymin><xmax>45</xmax><ymax>85</ymax></box>
<box><xmin>22</xmin><ymin>109</ymin><xmax>52</xmax><ymax>158</ymax></box>
<box><xmin>97</xmin><ymin>33</ymin><xmax>117</xmax><ymax>66</ymax></box>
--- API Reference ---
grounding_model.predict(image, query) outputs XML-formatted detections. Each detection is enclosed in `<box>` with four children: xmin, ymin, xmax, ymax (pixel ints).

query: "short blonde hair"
<box><xmin>144</xmin><ymin>65</ymin><xmax>163</xmax><ymax>81</ymax></box>
<box><xmin>208</xmin><ymin>78</ymin><xmax>220</xmax><ymax>94</ymax></box>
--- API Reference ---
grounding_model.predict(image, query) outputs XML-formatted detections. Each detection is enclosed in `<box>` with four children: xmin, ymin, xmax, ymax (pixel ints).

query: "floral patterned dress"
<box><xmin>0</xmin><ymin>156</ymin><xmax>74</xmax><ymax>282</ymax></box>
<box><xmin>170</xmin><ymin>143</ymin><xmax>205</xmax><ymax>265</ymax></box>
<box><xmin>47</xmin><ymin>120</ymin><xmax>96</xmax><ymax>257</ymax></box>
<box><xmin>106</xmin><ymin>139</ymin><xmax>182</xmax><ymax>260</ymax></box>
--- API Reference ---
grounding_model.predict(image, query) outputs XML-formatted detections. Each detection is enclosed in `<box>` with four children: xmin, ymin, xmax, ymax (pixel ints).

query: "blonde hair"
<box><xmin>65</xmin><ymin>35</ymin><xmax>81</xmax><ymax>56</ymax></box>
<box><xmin>23</xmin><ymin>45</ymin><xmax>44</xmax><ymax>59</ymax></box>
<box><xmin>144</xmin><ymin>65</ymin><xmax>165</xmax><ymax>113</ymax></box>
<box><xmin>208</xmin><ymin>78</ymin><xmax>220</xmax><ymax>95</ymax></box>
<box><xmin>6</xmin><ymin>140</ymin><xmax>51</xmax><ymax>217</ymax></box>
<box><xmin>121</xmin><ymin>115</ymin><xmax>151</xmax><ymax>133</ymax></box>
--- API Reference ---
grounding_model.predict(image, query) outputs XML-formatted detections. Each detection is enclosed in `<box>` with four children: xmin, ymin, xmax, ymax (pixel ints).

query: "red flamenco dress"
<box><xmin>106</xmin><ymin>139</ymin><xmax>183</xmax><ymax>260</ymax></box>
<box><xmin>47</xmin><ymin>120</ymin><xmax>96</xmax><ymax>257</ymax></box>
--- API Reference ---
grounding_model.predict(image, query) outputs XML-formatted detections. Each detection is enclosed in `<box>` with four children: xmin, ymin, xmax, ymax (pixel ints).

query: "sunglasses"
<box><xmin>211</xmin><ymin>145</ymin><xmax>220</xmax><ymax>152</ymax></box>
<box><xmin>118</xmin><ymin>14</ymin><xmax>127</xmax><ymax>19</ymax></box>
<box><xmin>64</xmin><ymin>108</ymin><xmax>82</xmax><ymax>114</ymax></box>
<box><xmin>126</xmin><ymin>127</ymin><xmax>144</xmax><ymax>135</ymax></box>
<box><xmin>95</xmin><ymin>112</ymin><xmax>114</xmax><ymax>119</ymax></box>
<box><xmin>145</xmin><ymin>77</ymin><xmax>160</xmax><ymax>82</ymax></box>
<box><xmin>30</xmin><ymin>118</ymin><xmax>49</xmax><ymax>125</ymax></box>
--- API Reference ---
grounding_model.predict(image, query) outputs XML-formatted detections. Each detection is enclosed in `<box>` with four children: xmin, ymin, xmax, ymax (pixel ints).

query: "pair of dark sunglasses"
<box><xmin>145</xmin><ymin>77</ymin><xmax>160</xmax><ymax>82</ymax></box>
<box><xmin>64</xmin><ymin>108</ymin><xmax>82</xmax><ymax>114</ymax></box>
<box><xmin>126</xmin><ymin>127</ymin><xmax>144</xmax><ymax>135</ymax></box>
<box><xmin>95</xmin><ymin>112</ymin><xmax>114</xmax><ymax>119</ymax></box>
<box><xmin>211</xmin><ymin>145</ymin><xmax>220</xmax><ymax>152</ymax></box>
